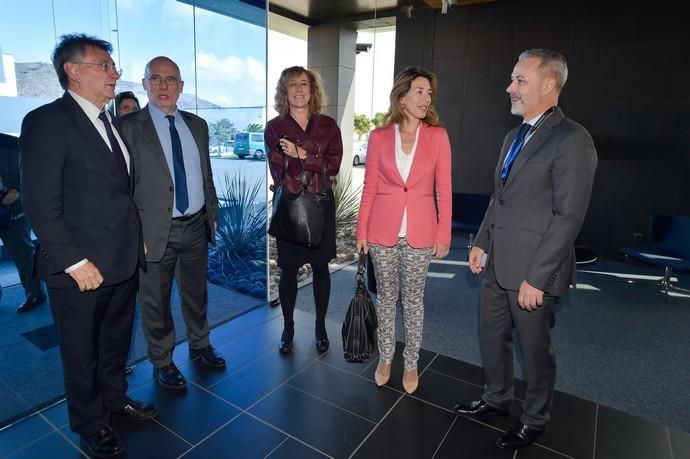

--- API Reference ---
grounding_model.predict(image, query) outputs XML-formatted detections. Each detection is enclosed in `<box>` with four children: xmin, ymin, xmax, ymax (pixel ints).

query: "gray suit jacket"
<box><xmin>116</xmin><ymin>105</ymin><xmax>218</xmax><ymax>263</ymax></box>
<box><xmin>475</xmin><ymin>108</ymin><xmax>598</xmax><ymax>296</ymax></box>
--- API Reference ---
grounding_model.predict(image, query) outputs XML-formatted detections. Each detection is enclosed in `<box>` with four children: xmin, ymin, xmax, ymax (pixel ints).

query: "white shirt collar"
<box><xmin>524</xmin><ymin>112</ymin><xmax>543</xmax><ymax>127</ymax></box>
<box><xmin>67</xmin><ymin>89</ymin><xmax>106</xmax><ymax>121</ymax></box>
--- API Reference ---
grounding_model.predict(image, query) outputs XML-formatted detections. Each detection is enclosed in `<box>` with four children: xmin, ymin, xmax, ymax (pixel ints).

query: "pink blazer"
<box><xmin>356</xmin><ymin>122</ymin><xmax>452</xmax><ymax>248</ymax></box>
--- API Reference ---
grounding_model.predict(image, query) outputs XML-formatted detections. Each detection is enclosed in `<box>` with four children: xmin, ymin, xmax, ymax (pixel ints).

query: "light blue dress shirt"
<box><xmin>148</xmin><ymin>104</ymin><xmax>205</xmax><ymax>217</ymax></box>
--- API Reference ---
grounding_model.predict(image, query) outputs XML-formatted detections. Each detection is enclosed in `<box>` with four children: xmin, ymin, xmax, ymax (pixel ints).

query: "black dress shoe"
<box><xmin>190</xmin><ymin>345</ymin><xmax>226</xmax><ymax>368</ymax></box>
<box><xmin>80</xmin><ymin>426</ymin><xmax>125</xmax><ymax>458</ymax></box>
<box><xmin>454</xmin><ymin>399</ymin><xmax>510</xmax><ymax>417</ymax></box>
<box><xmin>316</xmin><ymin>338</ymin><xmax>330</xmax><ymax>352</ymax></box>
<box><xmin>153</xmin><ymin>363</ymin><xmax>187</xmax><ymax>390</ymax></box>
<box><xmin>112</xmin><ymin>399</ymin><xmax>158</xmax><ymax>421</ymax></box>
<box><xmin>497</xmin><ymin>423</ymin><xmax>544</xmax><ymax>449</ymax></box>
<box><xmin>16</xmin><ymin>294</ymin><xmax>47</xmax><ymax>313</ymax></box>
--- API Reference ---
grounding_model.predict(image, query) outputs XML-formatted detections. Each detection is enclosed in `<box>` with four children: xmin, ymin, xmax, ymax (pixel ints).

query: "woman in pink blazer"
<box><xmin>356</xmin><ymin>66</ymin><xmax>452</xmax><ymax>394</ymax></box>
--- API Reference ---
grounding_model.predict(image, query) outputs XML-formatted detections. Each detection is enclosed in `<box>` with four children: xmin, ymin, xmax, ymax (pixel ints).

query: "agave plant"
<box><xmin>333</xmin><ymin>171</ymin><xmax>362</xmax><ymax>233</ymax></box>
<box><xmin>208</xmin><ymin>171</ymin><xmax>267</xmax><ymax>298</ymax></box>
<box><xmin>216</xmin><ymin>172</ymin><xmax>266</xmax><ymax>254</ymax></box>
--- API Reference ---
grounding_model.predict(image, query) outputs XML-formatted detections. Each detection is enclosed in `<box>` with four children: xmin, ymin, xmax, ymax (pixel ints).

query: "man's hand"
<box><xmin>356</xmin><ymin>239</ymin><xmax>368</xmax><ymax>254</ymax></box>
<box><xmin>468</xmin><ymin>246</ymin><xmax>485</xmax><ymax>274</ymax></box>
<box><xmin>518</xmin><ymin>280</ymin><xmax>544</xmax><ymax>311</ymax></box>
<box><xmin>1</xmin><ymin>189</ymin><xmax>19</xmax><ymax>206</ymax></box>
<box><xmin>432</xmin><ymin>242</ymin><xmax>450</xmax><ymax>259</ymax></box>
<box><xmin>68</xmin><ymin>261</ymin><xmax>104</xmax><ymax>292</ymax></box>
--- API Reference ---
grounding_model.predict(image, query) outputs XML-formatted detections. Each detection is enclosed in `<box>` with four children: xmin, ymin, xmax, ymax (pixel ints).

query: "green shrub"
<box><xmin>208</xmin><ymin>172</ymin><xmax>267</xmax><ymax>298</ymax></box>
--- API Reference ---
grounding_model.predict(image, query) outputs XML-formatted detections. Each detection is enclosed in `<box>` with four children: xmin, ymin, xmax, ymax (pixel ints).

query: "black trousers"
<box><xmin>0</xmin><ymin>215</ymin><xmax>42</xmax><ymax>299</ymax></box>
<box><xmin>138</xmin><ymin>212</ymin><xmax>210</xmax><ymax>367</ymax></box>
<box><xmin>479</xmin><ymin>254</ymin><xmax>557</xmax><ymax>429</ymax></box>
<box><xmin>49</xmin><ymin>273</ymin><xmax>137</xmax><ymax>435</ymax></box>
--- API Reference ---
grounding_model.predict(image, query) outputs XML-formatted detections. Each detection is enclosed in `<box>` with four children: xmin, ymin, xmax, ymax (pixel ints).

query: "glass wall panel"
<box><xmin>194</xmin><ymin>6</ymin><xmax>268</xmax><ymax>301</ymax></box>
<box><xmin>0</xmin><ymin>0</ymin><xmax>267</xmax><ymax>429</ymax></box>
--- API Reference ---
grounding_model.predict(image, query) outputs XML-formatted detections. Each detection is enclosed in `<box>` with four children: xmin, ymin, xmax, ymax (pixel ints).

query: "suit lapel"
<box><xmin>381</xmin><ymin>125</ymin><xmax>405</xmax><ymax>185</ymax></box>
<box><xmin>139</xmin><ymin>105</ymin><xmax>173</xmax><ymax>183</ymax></box>
<box><xmin>62</xmin><ymin>93</ymin><xmax>129</xmax><ymax>191</ymax></box>
<box><xmin>62</xmin><ymin>93</ymin><xmax>114</xmax><ymax>162</ymax></box>
<box><xmin>502</xmin><ymin>108</ymin><xmax>564</xmax><ymax>189</ymax></box>
<box><xmin>406</xmin><ymin>122</ymin><xmax>427</xmax><ymax>185</ymax></box>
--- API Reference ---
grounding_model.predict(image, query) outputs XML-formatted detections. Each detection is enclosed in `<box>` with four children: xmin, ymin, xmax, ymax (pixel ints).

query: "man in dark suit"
<box><xmin>20</xmin><ymin>34</ymin><xmax>157</xmax><ymax>458</ymax></box>
<box><xmin>0</xmin><ymin>133</ymin><xmax>45</xmax><ymax>312</ymax></box>
<box><xmin>454</xmin><ymin>49</ymin><xmax>598</xmax><ymax>449</ymax></box>
<box><xmin>116</xmin><ymin>56</ymin><xmax>223</xmax><ymax>391</ymax></box>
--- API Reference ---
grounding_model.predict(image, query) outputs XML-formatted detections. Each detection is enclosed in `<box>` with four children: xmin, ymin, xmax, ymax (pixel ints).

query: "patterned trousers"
<box><xmin>369</xmin><ymin>238</ymin><xmax>433</xmax><ymax>371</ymax></box>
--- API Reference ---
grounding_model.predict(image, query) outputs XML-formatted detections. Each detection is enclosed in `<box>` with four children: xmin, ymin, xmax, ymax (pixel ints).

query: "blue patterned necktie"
<box><xmin>501</xmin><ymin>123</ymin><xmax>531</xmax><ymax>181</ymax></box>
<box><xmin>97</xmin><ymin>111</ymin><xmax>129</xmax><ymax>183</ymax></box>
<box><xmin>166</xmin><ymin>115</ymin><xmax>189</xmax><ymax>214</ymax></box>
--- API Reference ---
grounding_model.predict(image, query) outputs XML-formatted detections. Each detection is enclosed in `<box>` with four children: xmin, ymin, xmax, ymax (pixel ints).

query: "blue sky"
<box><xmin>0</xmin><ymin>0</ymin><xmax>266</xmax><ymax>121</ymax></box>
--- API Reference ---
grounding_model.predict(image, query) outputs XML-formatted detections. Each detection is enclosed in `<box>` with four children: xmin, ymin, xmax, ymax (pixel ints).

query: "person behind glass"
<box><xmin>0</xmin><ymin>133</ymin><xmax>46</xmax><ymax>312</ymax></box>
<box><xmin>355</xmin><ymin>66</ymin><xmax>452</xmax><ymax>394</ymax></box>
<box><xmin>114</xmin><ymin>91</ymin><xmax>140</xmax><ymax>118</ymax></box>
<box><xmin>266</xmin><ymin>66</ymin><xmax>343</xmax><ymax>354</ymax></box>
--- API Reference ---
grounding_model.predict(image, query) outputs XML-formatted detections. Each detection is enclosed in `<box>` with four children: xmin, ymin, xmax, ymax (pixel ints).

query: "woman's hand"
<box><xmin>432</xmin><ymin>242</ymin><xmax>449</xmax><ymax>259</ymax></box>
<box><xmin>356</xmin><ymin>239</ymin><xmax>369</xmax><ymax>254</ymax></box>
<box><xmin>279</xmin><ymin>137</ymin><xmax>307</xmax><ymax>160</ymax></box>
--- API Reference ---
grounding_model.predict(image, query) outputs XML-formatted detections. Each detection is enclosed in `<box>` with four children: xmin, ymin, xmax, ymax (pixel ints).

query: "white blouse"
<box><xmin>395</xmin><ymin>123</ymin><xmax>420</xmax><ymax>237</ymax></box>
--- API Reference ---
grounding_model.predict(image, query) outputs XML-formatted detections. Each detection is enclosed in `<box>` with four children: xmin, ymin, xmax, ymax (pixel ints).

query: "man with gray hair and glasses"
<box><xmin>116</xmin><ymin>56</ymin><xmax>222</xmax><ymax>392</ymax></box>
<box><xmin>20</xmin><ymin>33</ymin><xmax>157</xmax><ymax>458</ymax></box>
<box><xmin>454</xmin><ymin>48</ymin><xmax>597</xmax><ymax>450</ymax></box>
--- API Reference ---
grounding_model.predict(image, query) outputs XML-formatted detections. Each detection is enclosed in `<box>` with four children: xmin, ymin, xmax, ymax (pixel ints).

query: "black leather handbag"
<box><xmin>0</xmin><ymin>205</ymin><xmax>13</xmax><ymax>231</ymax></box>
<box><xmin>342</xmin><ymin>252</ymin><xmax>378</xmax><ymax>363</ymax></box>
<box><xmin>268</xmin><ymin>155</ymin><xmax>329</xmax><ymax>248</ymax></box>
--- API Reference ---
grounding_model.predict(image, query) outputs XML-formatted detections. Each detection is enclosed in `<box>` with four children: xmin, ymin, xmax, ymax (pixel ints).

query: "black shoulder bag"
<box><xmin>268</xmin><ymin>152</ymin><xmax>329</xmax><ymax>248</ymax></box>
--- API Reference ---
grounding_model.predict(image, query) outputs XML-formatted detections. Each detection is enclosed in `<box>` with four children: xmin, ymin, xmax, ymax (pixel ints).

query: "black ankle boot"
<box><xmin>280</xmin><ymin>328</ymin><xmax>294</xmax><ymax>354</ymax></box>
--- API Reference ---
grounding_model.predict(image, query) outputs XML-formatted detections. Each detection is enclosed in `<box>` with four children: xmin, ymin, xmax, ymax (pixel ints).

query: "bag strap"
<box><xmin>356</xmin><ymin>250</ymin><xmax>368</xmax><ymax>291</ymax></box>
<box><xmin>282</xmin><ymin>141</ymin><xmax>328</xmax><ymax>191</ymax></box>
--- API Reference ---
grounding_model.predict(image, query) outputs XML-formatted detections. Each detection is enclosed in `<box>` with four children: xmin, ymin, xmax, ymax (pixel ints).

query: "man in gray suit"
<box><xmin>454</xmin><ymin>49</ymin><xmax>597</xmax><ymax>449</ymax></box>
<box><xmin>116</xmin><ymin>56</ymin><xmax>224</xmax><ymax>391</ymax></box>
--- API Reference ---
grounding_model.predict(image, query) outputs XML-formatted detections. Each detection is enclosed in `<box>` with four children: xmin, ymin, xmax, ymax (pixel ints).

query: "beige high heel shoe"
<box><xmin>374</xmin><ymin>361</ymin><xmax>391</xmax><ymax>387</ymax></box>
<box><xmin>402</xmin><ymin>369</ymin><xmax>419</xmax><ymax>394</ymax></box>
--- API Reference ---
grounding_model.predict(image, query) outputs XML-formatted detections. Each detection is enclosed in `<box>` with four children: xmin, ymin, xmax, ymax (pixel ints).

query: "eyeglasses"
<box><xmin>77</xmin><ymin>61</ymin><xmax>122</xmax><ymax>75</ymax></box>
<box><xmin>147</xmin><ymin>75</ymin><xmax>180</xmax><ymax>87</ymax></box>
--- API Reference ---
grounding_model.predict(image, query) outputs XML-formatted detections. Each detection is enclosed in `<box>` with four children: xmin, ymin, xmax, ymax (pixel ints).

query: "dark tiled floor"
<box><xmin>1</xmin><ymin>304</ymin><xmax>688</xmax><ymax>459</ymax></box>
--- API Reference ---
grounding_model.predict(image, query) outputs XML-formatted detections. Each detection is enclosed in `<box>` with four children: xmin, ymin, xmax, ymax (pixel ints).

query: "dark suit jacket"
<box><xmin>19</xmin><ymin>92</ymin><xmax>144</xmax><ymax>288</ymax></box>
<box><xmin>475</xmin><ymin>108</ymin><xmax>598</xmax><ymax>296</ymax></box>
<box><xmin>0</xmin><ymin>133</ymin><xmax>25</xmax><ymax>218</ymax></box>
<box><xmin>115</xmin><ymin>104</ymin><xmax>218</xmax><ymax>263</ymax></box>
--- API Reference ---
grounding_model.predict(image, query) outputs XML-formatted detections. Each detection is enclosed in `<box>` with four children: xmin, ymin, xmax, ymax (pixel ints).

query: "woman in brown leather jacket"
<box><xmin>266</xmin><ymin>66</ymin><xmax>343</xmax><ymax>354</ymax></box>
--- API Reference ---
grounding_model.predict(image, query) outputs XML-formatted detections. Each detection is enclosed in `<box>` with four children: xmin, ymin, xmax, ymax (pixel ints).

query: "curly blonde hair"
<box><xmin>383</xmin><ymin>66</ymin><xmax>441</xmax><ymax>128</ymax></box>
<box><xmin>273</xmin><ymin>66</ymin><xmax>326</xmax><ymax>117</ymax></box>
